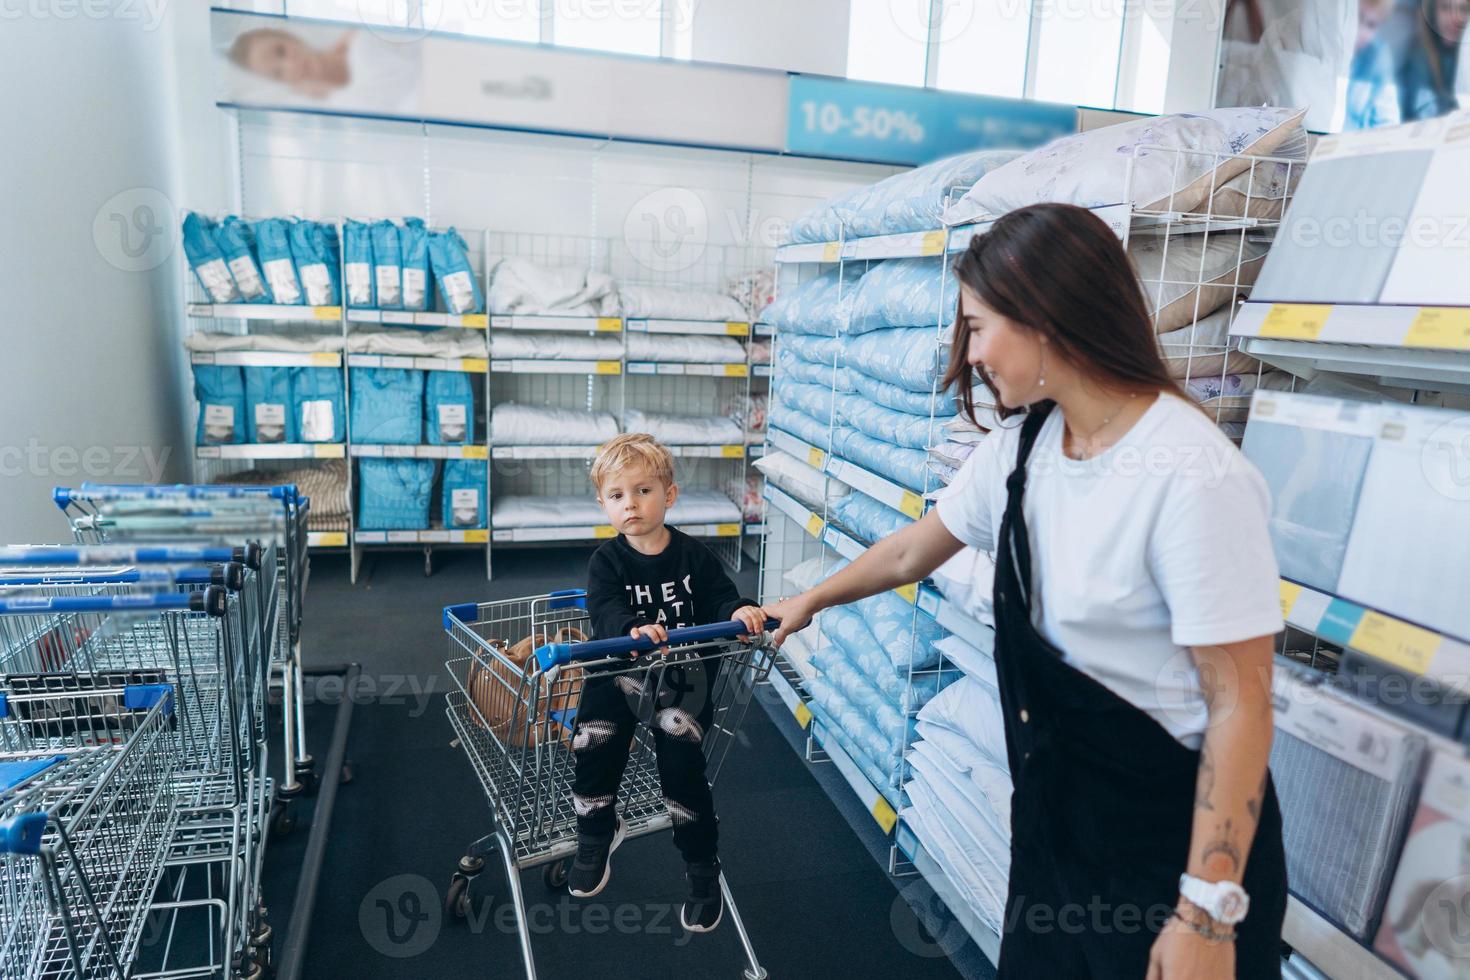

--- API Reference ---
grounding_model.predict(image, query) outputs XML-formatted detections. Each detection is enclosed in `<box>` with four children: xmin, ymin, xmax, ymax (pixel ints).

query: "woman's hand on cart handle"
<box><xmin>630</xmin><ymin>623</ymin><xmax>669</xmax><ymax>658</ymax></box>
<box><xmin>731</xmin><ymin>604</ymin><xmax>767</xmax><ymax>643</ymax></box>
<box><xmin>761</xmin><ymin>593</ymin><xmax>819</xmax><ymax>648</ymax></box>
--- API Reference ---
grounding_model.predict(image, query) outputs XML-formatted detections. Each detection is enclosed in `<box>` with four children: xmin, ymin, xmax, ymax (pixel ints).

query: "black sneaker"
<box><xmin>567</xmin><ymin>817</ymin><xmax>626</xmax><ymax>898</ymax></box>
<box><xmin>680</xmin><ymin>859</ymin><xmax>723</xmax><ymax>933</ymax></box>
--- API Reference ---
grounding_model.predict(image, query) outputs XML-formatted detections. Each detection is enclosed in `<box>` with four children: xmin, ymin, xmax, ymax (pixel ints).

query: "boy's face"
<box><xmin>597</xmin><ymin>464</ymin><xmax>677</xmax><ymax>535</ymax></box>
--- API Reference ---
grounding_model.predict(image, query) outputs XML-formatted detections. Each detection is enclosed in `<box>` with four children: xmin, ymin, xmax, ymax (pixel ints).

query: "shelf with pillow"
<box><xmin>488</xmin><ymin>314</ymin><xmax>622</xmax><ymax>333</ymax></box>
<box><xmin>346</xmin><ymin>309</ymin><xmax>488</xmax><ymax>329</ymax></box>
<box><xmin>189</xmin><ymin>350</ymin><xmax>342</xmax><ymax>369</ymax></box>
<box><xmin>893</xmin><ymin>821</ymin><xmax>1003</xmax><ymax>964</ymax></box>
<box><xmin>350</xmin><ymin>444</ymin><xmax>488</xmax><ymax>460</ymax></box>
<box><xmin>187</xmin><ymin>303</ymin><xmax>343</xmax><ymax>323</ymax></box>
<box><xmin>197</xmin><ymin>443</ymin><xmax>346</xmax><ymax>461</ymax></box>
<box><xmin>623</xmin><ymin>318</ymin><xmax>751</xmax><ymax>338</ymax></box>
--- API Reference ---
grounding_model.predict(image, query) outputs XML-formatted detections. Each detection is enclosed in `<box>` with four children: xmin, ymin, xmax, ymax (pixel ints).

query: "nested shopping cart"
<box><xmin>442</xmin><ymin>590</ymin><xmax>776</xmax><ymax>980</ymax></box>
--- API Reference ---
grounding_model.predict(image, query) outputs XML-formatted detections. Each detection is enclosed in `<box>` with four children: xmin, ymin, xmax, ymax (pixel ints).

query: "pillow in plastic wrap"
<box><xmin>918</xmin><ymin>674</ymin><xmax>1008</xmax><ymax>766</ymax></box>
<box><xmin>908</xmin><ymin>739</ymin><xmax>1013</xmax><ymax>861</ymax></box>
<box><xmin>758</xmin><ymin>267</ymin><xmax>863</xmax><ymax>336</ymax></box>
<box><xmin>820</xmin><ymin>603</ymin><xmax>952</xmax><ymax>713</ymax></box>
<box><xmin>1130</xmin><ymin>233</ymin><xmax>1270</xmax><ymax>334</ymax></box>
<box><xmin>783</xmin><ymin>555</ymin><xmax>829</xmax><ymax>593</ymax></box>
<box><xmin>847</xmin><ymin>258</ymin><xmax>958</xmax><ymax>334</ymax></box>
<box><xmin>626</xmin><ymin>333</ymin><xmax>746</xmax><ymax>363</ymax></box>
<box><xmin>777</xmin><ymin>381</ymin><xmax>844</xmax><ymax>427</ymax></box>
<box><xmin>1157</xmin><ymin>304</ymin><xmax>1258</xmax><ymax>380</ymax></box>
<box><xmin>811</xmin><ymin>647</ymin><xmax>916</xmax><ymax>757</ymax></box>
<box><xmin>768</xmin><ymin>403</ymin><xmax>844</xmax><ymax>451</ymax></box>
<box><xmin>935</xmin><ymin>634</ymin><xmax>997</xmax><ymax>688</ymax></box>
<box><xmin>779</xmin><ymin>334</ymin><xmax>843</xmax><ymax>366</ymax></box>
<box><xmin>777</xmin><ymin>347</ymin><xmax>854</xmax><ymax>391</ymax></box>
<box><xmin>838</xmin><ymin>393</ymin><xmax>948</xmax><ymax>450</ymax></box>
<box><xmin>622</xmin><ymin>409</ymin><xmax>742</xmax><ymax>445</ymax></box>
<box><xmin>838</xmin><ymin>428</ymin><xmax>930</xmax><ymax>493</ymax></box>
<box><xmin>753</xmin><ymin>451</ymin><xmax>847</xmax><ymax>512</ymax></box>
<box><xmin>807</xmin><ymin>678</ymin><xmax>904</xmax><ymax>792</ymax></box>
<box><xmin>617</xmin><ymin>284</ymin><xmax>747</xmax><ymax>321</ymax></box>
<box><xmin>787</xmin><ymin>185</ymin><xmax>876</xmax><ymax>244</ymax></box>
<box><xmin>854</xmin><ymin>589</ymin><xmax>945</xmax><ymax>671</ymax></box>
<box><xmin>846</xmin><ymin>327</ymin><xmax>941</xmax><ymax>392</ymax></box>
<box><xmin>832</xmin><ymin>490</ymin><xmax>914</xmax><ymax>545</ymax></box>
<box><xmin>930</xmin><ymin>546</ymin><xmax>996</xmax><ymax>629</ymax></box>
<box><xmin>850</xmin><ymin>370</ymin><xmax>957</xmax><ymax>417</ymax></box>
<box><xmin>490</xmin><ymin>403</ymin><xmax>619</xmax><ymax>446</ymax></box>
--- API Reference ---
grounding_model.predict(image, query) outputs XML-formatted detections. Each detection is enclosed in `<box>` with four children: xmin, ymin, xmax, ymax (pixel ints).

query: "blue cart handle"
<box><xmin>0</xmin><ymin>545</ymin><xmax>259</xmax><ymax>570</ymax></box>
<box><xmin>0</xmin><ymin>563</ymin><xmax>243</xmax><ymax>591</ymax></box>
<box><xmin>535</xmin><ymin>618</ymin><xmax>779</xmax><ymax>671</ymax></box>
<box><xmin>55</xmin><ymin>483</ymin><xmax>297</xmax><ymax>508</ymax></box>
<box><xmin>0</xmin><ymin>587</ymin><xmax>226</xmax><ymax>617</ymax></box>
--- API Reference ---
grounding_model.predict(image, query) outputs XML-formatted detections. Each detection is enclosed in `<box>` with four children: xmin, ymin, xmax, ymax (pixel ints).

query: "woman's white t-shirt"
<box><xmin>935</xmin><ymin>394</ymin><xmax>1284</xmax><ymax>748</ymax></box>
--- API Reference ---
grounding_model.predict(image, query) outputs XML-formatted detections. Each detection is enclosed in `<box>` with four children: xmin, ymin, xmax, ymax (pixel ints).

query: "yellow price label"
<box><xmin>1349</xmin><ymin>612</ymin><xmax>1441</xmax><ymax>676</ymax></box>
<box><xmin>309</xmin><ymin>351</ymin><xmax>340</xmax><ymax>367</ymax></box>
<box><xmin>919</xmin><ymin>230</ymin><xmax>946</xmax><ymax>256</ymax></box>
<box><xmin>462</xmin><ymin>529</ymin><xmax>490</xmax><ymax>544</ymax></box>
<box><xmin>804</xmin><ymin>513</ymin><xmax>824</xmax><ymax>538</ymax></box>
<box><xmin>595</xmin><ymin>361</ymin><xmax>621</xmax><ymax>375</ymax></box>
<box><xmin>1404</xmin><ymin>307</ymin><xmax>1470</xmax><ymax>350</ymax></box>
<box><xmin>720</xmin><ymin>445</ymin><xmax>744</xmax><ymax>458</ymax></box>
<box><xmin>312</xmin><ymin>306</ymin><xmax>342</xmax><ymax>320</ymax></box>
<box><xmin>593</xmin><ymin>525</ymin><xmax>617</xmax><ymax>539</ymax></box>
<box><xmin>806</xmin><ymin>446</ymin><xmax>825</xmax><ymax>469</ymax></box>
<box><xmin>871</xmin><ymin>796</ymin><xmax>898</xmax><ymax>834</ymax></box>
<box><xmin>898</xmin><ymin>490</ymin><xmax>924</xmax><ymax>520</ymax></box>
<box><xmin>1279</xmin><ymin>580</ymin><xmax>1303</xmax><ymax>620</ymax></box>
<box><xmin>821</xmin><ymin>243</ymin><xmax>840</xmax><ymax>263</ymax></box>
<box><xmin>895</xmin><ymin>583</ymin><xmax>918</xmax><ymax>604</ymax></box>
<box><xmin>794</xmin><ymin>702</ymin><xmax>813</xmax><ymax>728</ymax></box>
<box><xmin>460</xmin><ymin>445</ymin><xmax>488</xmax><ymax>460</ymax></box>
<box><xmin>312</xmin><ymin>444</ymin><xmax>345</xmax><ymax>459</ymax></box>
<box><xmin>725</xmin><ymin>321</ymin><xmax>750</xmax><ymax>336</ymax></box>
<box><xmin>1259</xmin><ymin>303</ymin><xmax>1331</xmax><ymax>340</ymax></box>
<box><xmin>596</xmin><ymin>317</ymin><xmax>622</xmax><ymax>332</ymax></box>
<box><xmin>714</xmin><ymin>523</ymin><xmax>741</xmax><ymax>537</ymax></box>
<box><xmin>458</xmin><ymin>313</ymin><xmax>488</xmax><ymax>329</ymax></box>
<box><xmin>723</xmin><ymin>364</ymin><xmax>748</xmax><ymax>377</ymax></box>
<box><xmin>460</xmin><ymin>358</ymin><xmax>489</xmax><ymax>373</ymax></box>
<box><xmin>313</xmin><ymin>532</ymin><xmax>347</xmax><ymax>547</ymax></box>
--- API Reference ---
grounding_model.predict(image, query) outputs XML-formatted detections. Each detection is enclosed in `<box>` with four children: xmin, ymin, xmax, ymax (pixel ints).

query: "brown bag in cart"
<box><xmin>467</xmin><ymin>626</ymin><xmax>586</xmax><ymax>748</ymax></box>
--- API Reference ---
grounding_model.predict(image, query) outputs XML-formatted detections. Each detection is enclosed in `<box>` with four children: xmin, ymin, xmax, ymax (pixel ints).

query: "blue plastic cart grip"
<box><xmin>0</xmin><ymin>589</ymin><xmax>223</xmax><ymax>616</ymax></box>
<box><xmin>535</xmin><ymin>618</ymin><xmax>780</xmax><ymax>671</ymax></box>
<box><xmin>0</xmin><ymin>693</ymin><xmax>7</xmax><ymax>718</ymax></box>
<box><xmin>124</xmin><ymin>684</ymin><xmax>174</xmax><ymax>716</ymax></box>
<box><xmin>547</xmin><ymin>589</ymin><xmax>587</xmax><ymax>611</ymax></box>
<box><xmin>0</xmin><ymin>812</ymin><xmax>51</xmax><ymax>855</ymax></box>
<box><xmin>0</xmin><ymin>546</ymin><xmax>238</xmax><ymax>566</ymax></box>
<box><xmin>0</xmin><ymin>756</ymin><xmax>67</xmax><ymax>794</ymax></box>
<box><xmin>442</xmin><ymin>602</ymin><xmax>480</xmax><ymax>632</ymax></box>
<box><xmin>73</xmin><ymin>482</ymin><xmax>297</xmax><ymax>502</ymax></box>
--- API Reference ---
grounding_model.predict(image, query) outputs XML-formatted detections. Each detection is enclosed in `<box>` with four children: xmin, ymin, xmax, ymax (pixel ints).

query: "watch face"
<box><xmin>1220</xmin><ymin>893</ymin><xmax>1246</xmax><ymax>921</ymax></box>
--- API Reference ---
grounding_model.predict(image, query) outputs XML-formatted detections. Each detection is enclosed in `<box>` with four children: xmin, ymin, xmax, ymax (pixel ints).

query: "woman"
<box><xmin>763</xmin><ymin>204</ymin><xmax>1288</xmax><ymax>979</ymax></box>
<box><xmin>1399</xmin><ymin>0</ymin><xmax>1470</xmax><ymax>120</ymax></box>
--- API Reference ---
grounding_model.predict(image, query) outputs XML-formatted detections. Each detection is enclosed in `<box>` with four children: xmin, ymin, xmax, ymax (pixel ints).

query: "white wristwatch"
<box><xmin>1179</xmin><ymin>874</ymin><xmax>1250</xmax><ymax>925</ymax></box>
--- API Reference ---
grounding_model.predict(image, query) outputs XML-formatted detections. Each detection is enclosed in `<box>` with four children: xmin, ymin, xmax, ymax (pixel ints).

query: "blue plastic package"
<box><xmin>358</xmin><ymin>459</ymin><xmax>436</xmax><ymax>530</ymax></box>
<box><xmin>370</xmin><ymin>220</ymin><xmax>403</xmax><ymax>310</ymax></box>
<box><xmin>847</xmin><ymin>257</ymin><xmax>957</xmax><ymax>334</ymax></box>
<box><xmin>244</xmin><ymin>367</ymin><xmax>296</xmax><ymax>444</ymax></box>
<box><xmin>424</xmin><ymin>371</ymin><xmax>474</xmax><ymax>445</ymax></box>
<box><xmin>181</xmin><ymin>213</ymin><xmax>239</xmax><ymax>304</ymax></box>
<box><xmin>343</xmin><ymin>219</ymin><xmax>375</xmax><ymax>308</ymax></box>
<box><xmin>849</xmin><ymin>371</ymin><xmax>956</xmax><ymax>417</ymax></box>
<box><xmin>759</xmin><ymin>267</ymin><xmax>863</xmax><ymax>337</ymax></box>
<box><xmin>847</xmin><ymin>327</ymin><xmax>941</xmax><ymax>393</ymax></box>
<box><xmin>832</xmin><ymin>490</ymin><xmax>914</xmax><ymax>545</ymax></box>
<box><xmin>289</xmin><ymin>367</ymin><xmax>345</xmax><ymax>443</ymax></box>
<box><xmin>400</xmin><ymin>218</ymin><xmax>432</xmax><ymax>313</ymax></box>
<box><xmin>315</xmin><ymin>222</ymin><xmax>343</xmax><ymax>305</ymax></box>
<box><xmin>254</xmin><ymin>218</ymin><xmax>303</xmax><ymax>305</ymax></box>
<box><xmin>215</xmin><ymin>216</ymin><xmax>270</xmax><ymax>303</ymax></box>
<box><xmin>192</xmin><ymin>365</ymin><xmax>246</xmax><ymax>445</ymax></box>
<box><xmin>350</xmin><ymin>368</ymin><xmax>424</xmax><ymax>444</ymax></box>
<box><xmin>428</xmin><ymin>228</ymin><xmax>484</xmax><ymax>315</ymax></box>
<box><xmin>441</xmin><ymin>459</ymin><xmax>488</xmax><ymax>529</ymax></box>
<box><xmin>838</xmin><ymin>393</ymin><xmax>949</xmax><ymax>450</ymax></box>
<box><xmin>286</xmin><ymin>220</ymin><xmax>336</xmax><ymax>307</ymax></box>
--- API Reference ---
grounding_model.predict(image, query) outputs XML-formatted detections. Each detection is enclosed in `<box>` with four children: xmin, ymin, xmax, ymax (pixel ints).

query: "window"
<box><xmin>439</xmin><ymin>0</ymin><xmax>542</xmax><ymax>43</ymax></box>
<box><xmin>847</xmin><ymin>0</ymin><xmax>929</xmax><ymax>87</ymax></box>
<box><xmin>554</xmin><ymin>0</ymin><xmax>663</xmax><ymax>56</ymax></box>
<box><xmin>1027</xmin><ymin>1</ymin><xmax>1126</xmax><ymax>109</ymax></box>
<box><xmin>935</xmin><ymin>0</ymin><xmax>1031</xmax><ymax>98</ymax></box>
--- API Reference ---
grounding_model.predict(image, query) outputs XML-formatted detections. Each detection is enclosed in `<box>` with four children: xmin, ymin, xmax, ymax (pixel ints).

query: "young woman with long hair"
<box><xmin>763</xmin><ymin>203</ymin><xmax>1289</xmax><ymax>978</ymax></box>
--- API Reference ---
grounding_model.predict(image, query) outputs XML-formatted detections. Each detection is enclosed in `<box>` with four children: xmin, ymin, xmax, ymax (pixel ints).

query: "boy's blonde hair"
<box><xmin>591</xmin><ymin>434</ymin><xmax>675</xmax><ymax>493</ymax></box>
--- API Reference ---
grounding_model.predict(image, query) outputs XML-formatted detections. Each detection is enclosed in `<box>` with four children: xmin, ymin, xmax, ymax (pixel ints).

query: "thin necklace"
<box><xmin>1068</xmin><ymin>392</ymin><xmax>1137</xmax><ymax>457</ymax></box>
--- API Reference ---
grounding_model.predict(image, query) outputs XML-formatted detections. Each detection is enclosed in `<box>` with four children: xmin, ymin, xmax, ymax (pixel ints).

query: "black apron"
<box><xmin>992</xmin><ymin>405</ymin><xmax>1288</xmax><ymax>978</ymax></box>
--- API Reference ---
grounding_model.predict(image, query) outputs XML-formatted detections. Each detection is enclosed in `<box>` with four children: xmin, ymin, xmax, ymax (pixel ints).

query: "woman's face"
<box><xmin>239</xmin><ymin>29</ymin><xmax>315</xmax><ymax>85</ymax></box>
<box><xmin>1434</xmin><ymin>0</ymin><xmax>1470</xmax><ymax>44</ymax></box>
<box><xmin>959</xmin><ymin>285</ymin><xmax>1046</xmax><ymax>409</ymax></box>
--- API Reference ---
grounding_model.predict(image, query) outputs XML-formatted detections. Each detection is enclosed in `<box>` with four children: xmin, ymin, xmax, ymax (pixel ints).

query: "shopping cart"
<box><xmin>441</xmin><ymin>590</ymin><xmax>776</xmax><ymax>980</ymax></box>
<box><xmin>0</xmin><ymin>667</ymin><xmax>179</xmax><ymax>979</ymax></box>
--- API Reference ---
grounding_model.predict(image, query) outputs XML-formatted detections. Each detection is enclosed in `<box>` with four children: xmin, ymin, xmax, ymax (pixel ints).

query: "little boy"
<box><xmin>569</xmin><ymin>433</ymin><xmax>765</xmax><ymax>935</ymax></box>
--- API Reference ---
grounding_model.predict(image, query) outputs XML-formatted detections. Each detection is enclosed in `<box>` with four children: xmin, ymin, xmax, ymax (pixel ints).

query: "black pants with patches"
<box><xmin>570</xmin><ymin>658</ymin><xmax>719</xmax><ymax>863</ymax></box>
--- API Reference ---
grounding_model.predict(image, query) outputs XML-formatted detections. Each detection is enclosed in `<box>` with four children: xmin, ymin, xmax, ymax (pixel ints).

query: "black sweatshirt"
<box><xmin>586</xmin><ymin>527</ymin><xmax>758</xmax><ymax>640</ymax></box>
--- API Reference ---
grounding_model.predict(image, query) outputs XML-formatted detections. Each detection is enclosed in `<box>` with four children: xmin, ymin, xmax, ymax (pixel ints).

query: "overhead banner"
<box><xmin>786</xmin><ymin>76</ymin><xmax>1077</xmax><ymax>166</ymax></box>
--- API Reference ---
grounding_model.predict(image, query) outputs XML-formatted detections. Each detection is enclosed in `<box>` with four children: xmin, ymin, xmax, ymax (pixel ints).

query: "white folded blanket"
<box><xmin>489</xmin><ymin>333</ymin><xmax>623</xmax><ymax>360</ymax></box>
<box><xmin>185</xmin><ymin>332</ymin><xmax>344</xmax><ymax>353</ymax></box>
<box><xmin>487</xmin><ymin>258</ymin><xmax>619</xmax><ymax>317</ymax></box>
<box><xmin>626</xmin><ymin>333</ymin><xmax>745</xmax><ymax>363</ymax></box>
<box><xmin>346</xmin><ymin>329</ymin><xmax>486</xmax><ymax>358</ymax></box>
<box><xmin>618</xmin><ymin>284</ymin><xmax>747</xmax><ymax>322</ymax></box>
<box><xmin>491</xmin><ymin>403</ymin><xmax>619</xmax><ymax>446</ymax></box>
<box><xmin>622</xmin><ymin>410</ymin><xmax>743</xmax><ymax>445</ymax></box>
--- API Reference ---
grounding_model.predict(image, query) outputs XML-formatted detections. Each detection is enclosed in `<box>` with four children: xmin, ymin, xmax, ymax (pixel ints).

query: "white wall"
<box><xmin>686</xmin><ymin>0</ymin><xmax>850</xmax><ymax>76</ymax></box>
<box><xmin>0</xmin><ymin>10</ymin><xmax>200</xmax><ymax>542</ymax></box>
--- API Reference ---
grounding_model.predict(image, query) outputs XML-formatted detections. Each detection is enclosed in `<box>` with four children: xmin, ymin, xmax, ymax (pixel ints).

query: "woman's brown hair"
<box><xmin>940</xmin><ymin>202</ymin><xmax>1189</xmax><ymax>425</ymax></box>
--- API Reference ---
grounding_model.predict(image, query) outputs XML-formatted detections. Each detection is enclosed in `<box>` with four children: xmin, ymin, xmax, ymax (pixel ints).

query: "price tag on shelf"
<box><xmin>596</xmin><ymin>317</ymin><xmax>622</xmax><ymax>332</ymax></box>
<box><xmin>459</xmin><ymin>314</ymin><xmax>488</xmax><ymax>329</ymax></box>
<box><xmin>309</xmin><ymin>351</ymin><xmax>340</xmax><ymax>367</ymax></box>
<box><xmin>794</xmin><ymin>702</ymin><xmax>813</xmax><ymax>728</ymax></box>
<box><xmin>461</xmin><ymin>445</ymin><xmax>488</xmax><ymax>460</ymax></box>
<box><xmin>1404</xmin><ymin>307</ymin><xmax>1470</xmax><ymax>350</ymax></box>
<box><xmin>312</xmin><ymin>444</ymin><xmax>345</xmax><ymax>459</ymax></box>
<box><xmin>463</xmin><ymin>529</ymin><xmax>490</xmax><ymax>544</ymax></box>
<box><xmin>593</xmin><ymin>525</ymin><xmax>617</xmax><ymax>539</ymax></box>
<box><xmin>720</xmin><ymin>445</ymin><xmax>744</xmax><ymax>458</ymax></box>
<box><xmin>313</xmin><ymin>532</ymin><xmax>348</xmax><ymax>547</ymax></box>
<box><xmin>460</xmin><ymin>358</ymin><xmax>489</xmax><ymax>373</ymax></box>
<box><xmin>871</xmin><ymin>796</ymin><xmax>898</xmax><ymax>834</ymax></box>
<box><xmin>1349</xmin><ymin>611</ymin><xmax>1441</xmax><ymax>676</ymax></box>
<box><xmin>312</xmin><ymin>306</ymin><xmax>341</xmax><ymax>320</ymax></box>
<box><xmin>919</xmin><ymin>230</ymin><xmax>946</xmax><ymax>255</ymax></box>
<box><xmin>725</xmin><ymin>321</ymin><xmax>750</xmax><ymax>336</ymax></box>
<box><xmin>898</xmin><ymin>490</ymin><xmax>924</xmax><ymax>520</ymax></box>
<box><xmin>595</xmin><ymin>361</ymin><xmax>621</xmax><ymax>375</ymax></box>
<box><xmin>821</xmin><ymin>243</ymin><xmax>840</xmax><ymax>263</ymax></box>
<box><xmin>804</xmin><ymin>513</ymin><xmax>824</xmax><ymax>538</ymax></box>
<box><xmin>723</xmin><ymin>364</ymin><xmax>748</xmax><ymax>377</ymax></box>
<box><xmin>1259</xmin><ymin>304</ymin><xmax>1331</xmax><ymax>340</ymax></box>
<box><xmin>894</xmin><ymin>583</ymin><xmax>918</xmax><ymax>604</ymax></box>
<box><xmin>714</xmin><ymin>523</ymin><xmax>741</xmax><ymax>537</ymax></box>
<box><xmin>1279</xmin><ymin>580</ymin><xmax>1303</xmax><ymax>620</ymax></box>
<box><xmin>806</xmin><ymin>446</ymin><xmax>825</xmax><ymax>469</ymax></box>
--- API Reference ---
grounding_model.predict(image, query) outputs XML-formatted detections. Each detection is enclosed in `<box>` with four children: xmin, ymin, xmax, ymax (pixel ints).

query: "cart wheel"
<box><xmin>423</xmin><ymin>548</ymin><xmax>433</xmax><ymax>577</ymax></box>
<box><xmin>339</xmin><ymin>760</ymin><xmax>355</xmax><ymax>785</ymax></box>
<box><xmin>294</xmin><ymin>769</ymin><xmax>317</xmax><ymax>796</ymax></box>
<box><xmin>269</xmin><ymin>802</ymin><xmax>294</xmax><ymax>840</ymax></box>
<box><xmin>542</xmin><ymin>860</ymin><xmax>569</xmax><ymax>891</ymax></box>
<box><xmin>445</xmin><ymin>874</ymin><xmax>472</xmax><ymax>920</ymax></box>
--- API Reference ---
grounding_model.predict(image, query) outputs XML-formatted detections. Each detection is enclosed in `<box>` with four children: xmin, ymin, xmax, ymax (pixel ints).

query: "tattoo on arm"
<box><xmin>1195</xmin><ymin>743</ymin><xmax>1217</xmax><ymax>812</ymax></box>
<box><xmin>1246</xmin><ymin>770</ymin><xmax>1267</xmax><ymax>823</ymax></box>
<box><xmin>1201</xmin><ymin>818</ymin><xmax>1243</xmax><ymax>877</ymax></box>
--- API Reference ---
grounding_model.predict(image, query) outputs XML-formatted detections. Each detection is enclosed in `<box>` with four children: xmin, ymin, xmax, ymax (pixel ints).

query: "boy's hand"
<box><xmin>629</xmin><ymin>623</ymin><xmax>669</xmax><ymax>658</ymax></box>
<box><xmin>731</xmin><ymin>605</ymin><xmax>767</xmax><ymax>643</ymax></box>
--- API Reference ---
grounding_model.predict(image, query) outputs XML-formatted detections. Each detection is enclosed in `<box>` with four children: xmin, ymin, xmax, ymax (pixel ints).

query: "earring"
<box><xmin>1037</xmin><ymin>345</ymin><xmax>1046</xmax><ymax>388</ymax></box>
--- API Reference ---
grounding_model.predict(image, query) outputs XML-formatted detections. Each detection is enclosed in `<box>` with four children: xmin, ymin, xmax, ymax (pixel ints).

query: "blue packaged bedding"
<box><xmin>811</xmin><ymin>646</ymin><xmax>913</xmax><ymax>756</ymax></box>
<box><xmin>343</xmin><ymin>219</ymin><xmax>375</xmax><ymax>308</ymax></box>
<box><xmin>777</xmin><ymin>347</ymin><xmax>853</xmax><ymax>391</ymax></box>
<box><xmin>424</xmin><ymin>371</ymin><xmax>474</xmax><ymax>445</ymax></box>
<box><xmin>358</xmin><ymin>459</ymin><xmax>436</xmax><ymax>530</ymax></box>
<box><xmin>370</xmin><ymin>220</ymin><xmax>403</xmax><ymax>310</ymax></box>
<box><xmin>847</xmin><ymin>327</ymin><xmax>940</xmax><ymax>392</ymax></box>
<box><xmin>780</xmin><ymin>334</ymin><xmax>843</xmax><ymax>365</ymax></box>
<box><xmin>289</xmin><ymin>367</ymin><xmax>345</xmax><ymax>443</ymax></box>
<box><xmin>807</xmin><ymin>678</ymin><xmax>904</xmax><ymax>792</ymax></box>
<box><xmin>254</xmin><ymin>218</ymin><xmax>303</xmax><ymax>305</ymax></box>
<box><xmin>181</xmin><ymin>213</ymin><xmax>239</xmax><ymax>303</ymax></box>
<box><xmin>855</xmin><ymin>589</ymin><xmax>944</xmax><ymax>671</ymax></box>
<box><xmin>821</xmin><ymin>603</ymin><xmax>951</xmax><ymax>713</ymax></box>
<box><xmin>400</xmin><ymin>217</ymin><xmax>432</xmax><ymax>313</ymax></box>
<box><xmin>244</xmin><ymin>367</ymin><xmax>296</xmax><ymax>444</ymax></box>
<box><xmin>778</xmin><ymin>381</ymin><xmax>844</xmax><ymax>427</ymax></box>
<box><xmin>849</xmin><ymin>370</ymin><xmax>956</xmax><ymax>417</ymax></box>
<box><xmin>847</xmin><ymin>258</ymin><xmax>958</xmax><ymax>334</ymax></box>
<box><xmin>350</xmin><ymin>368</ymin><xmax>424</xmax><ymax>444</ymax></box>
<box><xmin>215</xmin><ymin>216</ymin><xmax>270</xmax><ymax>303</ymax></box>
<box><xmin>840</xmin><ymin>428</ymin><xmax>930</xmax><ymax>493</ymax></box>
<box><xmin>768</xmin><ymin>403</ymin><xmax>842</xmax><ymax>451</ymax></box>
<box><xmin>832</xmin><ymin>490</ymin><xmax>914</xmax><ymax>545</ymax></box>
<box><xmin>758</xmin><ymin>267</ymin><xmax>863</xmax><ymax>337</ymax></box>
<box><xmin>289</xmin><ymin>220</ymin><xmax>339</xmax><ymax>307</ymax></box>
<box><xmin>441</xmin><ymin>459</ymin><xmax>487</xmax><ymax>529</ymax></box>
<box><xmin>428</xmin><ymin>228</ymin><xmax>484</xmax><ymax>315</ymax></box>
<box><xmin>192</xmin><ymin>365</ymin><xmax>246</xmax><ymax>445</ymax></box>
<box><xmin>838</xmin><ymin>393</ymin><xmax>947</xmax><ymax>450</ymax></box>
